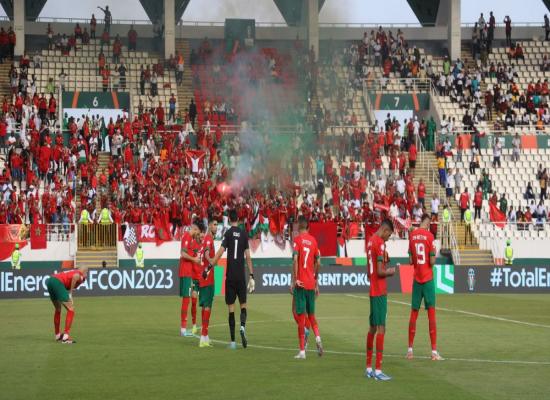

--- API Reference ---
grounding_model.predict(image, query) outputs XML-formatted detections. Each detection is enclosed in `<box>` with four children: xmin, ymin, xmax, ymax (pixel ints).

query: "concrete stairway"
<box><xmin>76</xmin><ymin>152</ymin><xmax>110</xmax><ymax>217</ymax></box>
<box><xmin>417</xmin><ymin>152</ymin><xmax>494</xmax><ymax>266</ymax></box>
<box><xmin>76</xmin><ymin>248</ymin><xmax>118</xmax><ymax>269</ymax></box>
<box><xmin>175</xmin><ymin>39</ymin><xmax>193</xmax><ymax>120</ymax></box>
<box><xmin>0</xmin><ymin>63</ymin><xmax>12</xmax><ymax>99</ymax></box>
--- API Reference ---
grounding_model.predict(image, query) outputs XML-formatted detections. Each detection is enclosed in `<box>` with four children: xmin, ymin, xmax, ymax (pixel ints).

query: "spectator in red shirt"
<box><xmin>459</xmin><ymin>188</ymin><xmax>470</xmax><ymax>222</ymax></box>
<box><xmin>7</xmin><ymin>27</ymin><xmax>15</xmax><ymax>59</ymax></box>
<box><xmin>408</xmin><ymin>142</ymin><xmax>417</xmax><ymax>170</ymax></box>
<box><xmin>74</xmin><ymin>23</ymin><xmax>83</xmax><ymax>40</ymax></box>
<box><xmin>128</xmin><ymin>25</ymin><xmax>137</xmax><ymax>51</ymax></box>
<box><xmin>474</xmin><ymin>186</ymin><xmax>483</xmax><ymax>220</ymax></box>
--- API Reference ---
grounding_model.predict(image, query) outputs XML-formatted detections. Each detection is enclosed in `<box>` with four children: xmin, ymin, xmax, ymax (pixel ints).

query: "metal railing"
<box><xmin>364</xmin><ymin>77</ymin><xmax>433</xmax><ymax>93</ymax></box>
<box><xmin>77</xmin><ymin>223</ymin><xmax>117</xmax><ymax>249</ymax></box>
<box><xmin>45</xmin><ymin>223</ymin><xmax>76</xmax><ymax>242</ymax></box>
<box><xmin>26</xmin><ymin>18</ymin><xmax>550</xmax><ymax>29</ymax></box>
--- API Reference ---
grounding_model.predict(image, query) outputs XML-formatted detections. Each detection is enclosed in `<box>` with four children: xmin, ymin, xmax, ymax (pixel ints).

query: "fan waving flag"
<box><xmin>489</xmin><ymin>202</ymin><xmax>506</xmax><ymax>229</ymax></box>
<box><xmin>123</xmin><ymin>224</ymin><xmax>138</xmax><ymax>256</ymax></box>
<box><xmin>30</xmin><ymin>224</ymin><xmax>47</xmax><ymax>249</ymax></box>
<box><xmin>154</xmin><ymin>219</ymin><xmax>172</xmax><ymax>246</ymax></box>
<box><xmin>309</xmin><ymin>222</ymin><xmax>337</xmax><ymax>256</ymax></box>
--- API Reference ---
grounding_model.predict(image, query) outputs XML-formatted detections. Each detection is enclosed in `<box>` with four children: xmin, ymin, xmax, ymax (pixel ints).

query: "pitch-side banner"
<box><xmin>0</xmin><ymin>267</ymin><xmax>178</xmax><ymax>299</ymax></box>
<box><xmin>455</xmin><ymin>266</ymin><xmax>550</xmax><ymax>293</ymax></box>
<box><xmin>254</xmin><ymin>264</ymin><xmax>455</xmax><ymax>294</ymax></box>
<box><xmin>0</xmin><ymin>264</ymin><xmax>456</xmax><ymax>299</ymax></box>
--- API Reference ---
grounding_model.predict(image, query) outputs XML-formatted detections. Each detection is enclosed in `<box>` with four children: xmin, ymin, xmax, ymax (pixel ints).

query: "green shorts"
<box><xmin>192</xmin><ymin>279</ymin><xmax>200</xmax><ymax>293</ymax></box>
<box><xmin>179</xmin><ymin>277</ymin><xmax>193</xmax><ymax>298</ymax></box>
<box><xmin>411</xmin><ymin>279</ymin><xmax>436</xmax><ymax>310</ymax></box>
<box><xmin>46</xmin><ymin>277</ymin><xmax>70</xmax><ymax>302</ymax></box>
<box><xmin>369</xmin><ymin>295</ymin><xmax>387</xmax><ymax>327</ymax></box>
<box><xmin>293</xmin><ymin>287</ymin><xmax>315</xmax><ymax>315</ymax></box>
<box><xmin>199</xmin><ymin>285</ymin><xmax>215</xmax><ymax>308</ymax></box>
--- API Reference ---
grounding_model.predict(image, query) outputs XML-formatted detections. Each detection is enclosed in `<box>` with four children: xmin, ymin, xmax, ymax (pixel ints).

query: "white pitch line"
<box><xmin>195</xmin><ymin>336</ymin><xmax>550</xmax><ymax>366</ymax></box>
<box><xmin>346</xmin><ymin>294</ymin><xmax>550</xmax><ymax>329</ymax></box>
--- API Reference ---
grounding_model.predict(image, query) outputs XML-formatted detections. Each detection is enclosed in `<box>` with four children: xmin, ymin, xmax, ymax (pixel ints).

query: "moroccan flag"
<box><xmin>489</xmin><ymin>202</ymin><xmax>506</xmax><ymax>229</ymax></box>
<box><xmin>269</xmin><ymin>210</ymin><xmax>281</xmax><ymax>235</ymax></box>
<box><xmin>123</xmin><ymin>224</ymin><xmax>138</xmax><ymax>256</ymax></box>
<box><xmin>309</xmin><ymin>222</ymin><xmax>337</xmax><ymax>257</ymax></box>
<box><xmin>154</xmin><ymin>219</ymin><xmax>171</xmax><ymax>246</ymax></box>
<box><xmin>0</xmin><ymin>225</ymin><xmax>27</xmax><ymax>260</ymax></box>
<box><xmin>30</xmin><ymin>224</ymin><xmax>47</xmax><ymax>249</ymax></box>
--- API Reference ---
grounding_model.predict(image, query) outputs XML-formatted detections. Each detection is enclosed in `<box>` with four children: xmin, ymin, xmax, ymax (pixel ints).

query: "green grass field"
<box><xmin>1</xmin><ymin>293</ymin><xmax>549</xmax><ymax>400</ymax></box>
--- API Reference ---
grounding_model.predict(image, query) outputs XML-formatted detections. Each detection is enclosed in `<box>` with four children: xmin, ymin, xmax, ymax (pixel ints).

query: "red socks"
<box><xmin>54</xmin><ymin>310</ymin><xmax>61</xmax><ymax>335</ymax></box>
<box><xmin>298</xmin><ymin>313</ymin><xmax>306</xmax><ymax>351</ymax></box>
<box><xmin>201</xmin><ymin>308</ymin><xmax>211</xmax><ymax>336</ymax></box>
<box><xmin>191</xmin><ymin>297</ymin><xmax>198</xmax><ymax>325</ymax></box>
<box><xmin>181</xmin><ymin>297</ymin><xmax>190</xmax><ymax>328</ymax></box>
<box><xmin>64</xmin><ymin>309</ymin><xmax>74</xmax><ymax>335</ymax></box>
<box><xmin>375</xmin><ymin>333</ymin><xmax>385</xmax><ymax>370</ymax></box>
<box><xmin>308</xmin><ymin>314</ymin><xmax>320</xmax><ymax>337</ymax></box>
<box><xmin>292</xmin><ymin>309</ymin><xmax>299</xmax><ymax>325</ymax></box>
<box><xmin>366</xmin><ymin>332</ymin><xmax>375</xmax><ymax>368</ymax></box>
<box><xmin>428</xmin><ymin>307</ymin><xmax>437</xmax><ymax>351</ymax></box>
<box><xmin>293</xmin><ymin>310</ymin><xmax>312</xmax><ymax>330</ymax></box>
<box><xmin>408</xmin><ymin>309</ymin><xmax>419</xmax><ymax>348</ymax></box>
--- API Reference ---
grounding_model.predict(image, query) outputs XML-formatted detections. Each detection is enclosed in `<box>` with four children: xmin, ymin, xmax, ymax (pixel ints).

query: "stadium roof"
<box><xmin>1</xmin><ymin>0</ymin><xmax>549</xmax><ymax>25</ymax></box>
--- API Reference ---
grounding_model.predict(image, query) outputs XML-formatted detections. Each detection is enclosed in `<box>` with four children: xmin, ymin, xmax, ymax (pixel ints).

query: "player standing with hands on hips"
<box><xmin>210</xmin><ymin>210</ymin><xmax>255</xmax><ymax>349</ymax></box>
<box><xmin>407</xmin><ymin>214</ymin><xmax>444</xmax><ymax>361</ymax></box>
<box><xmin>365</xmin><ymin>219</ymin><xmax>396</xmax><ymax>381</ymax></box>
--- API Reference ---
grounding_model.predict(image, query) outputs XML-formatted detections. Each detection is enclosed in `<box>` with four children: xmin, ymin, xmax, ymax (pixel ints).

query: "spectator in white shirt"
<box><xmin>431</xmin><ymin>193</ymin><xmax>440</xmax><ymax>216</ymax></box>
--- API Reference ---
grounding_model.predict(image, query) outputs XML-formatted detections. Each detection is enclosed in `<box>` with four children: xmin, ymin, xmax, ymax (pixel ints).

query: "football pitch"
<box><xmin>1</xmin><ymin>293</ymin><xmax>549</xmax><ymax>400</ymax></box>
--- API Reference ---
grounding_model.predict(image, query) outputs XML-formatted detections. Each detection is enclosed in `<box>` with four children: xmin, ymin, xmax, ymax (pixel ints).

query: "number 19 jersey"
<box><xmin>293</xmin><ymin>232</ymin><xmax>320</xmax><ymax>290</ymax></box>
<box><xmin>409</xmin><ymin>228</ymin><xmax>435</xmax><ymax>283</ymax></box>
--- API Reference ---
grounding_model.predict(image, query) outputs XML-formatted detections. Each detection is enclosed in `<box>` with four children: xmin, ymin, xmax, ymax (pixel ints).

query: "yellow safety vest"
<box><xmin>11</xmin><ymin>250</ymin><xmax>20</xmax><ymax>265</ymax></box>
<box><xmin>505</xmin><ymin>245</ymin><xmax>513</xmax><ymax>260</ymax></box>
<box><xmin>464</xmin><ymin>209</ymin><xmax>472</xmax><ymax>225</ymax></box>
<box><xmin>100</xmin><ymin>208</ymin><xmax>111</xmax><ymax>224</ymax></box>
<box><xmin>136</xmin><ymin>248</ymin><xmax>144</xmax><ymax>261</ymax></box>
<box><xmin>442</xmin><ymin>209</ymin><xmax>450</xmax><ymax>223</ymax></box>
<box><xmin>81</xmin><ymin>209</ymin><xmax>89</xmax><ymax>224</ymax></box>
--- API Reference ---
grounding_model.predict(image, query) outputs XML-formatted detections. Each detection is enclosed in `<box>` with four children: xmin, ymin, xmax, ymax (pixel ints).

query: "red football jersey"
<box><xmin>366</xmin><ymin>234</ymin><xmax>388</xmax><ymax>297</ymax></box>
<box><xmin>199</xmin><ymin>233</ymin><xmax>215</xmax><ymax>287</ymax></box>
<box><xmin>409</xmin><ymin>228</ymin><xmax>435</xmax><ymax>283</ymax></box>
<box><xmin>179</xmin><ymin>232</ymin><xmax>199</xmax><ymax>278</ymax></box>
<box><xmin>190</xmin><ymin>238</ymin><xmax>203</xmax><ymax>280</ymax></box>
<box><xmin>52</xmin><ymin>269</ymin><xmax>86</xmax><ymax>290</ymax></box>
<box><xmin>293</xmin><ymin>232</ymin><xmax>320</xmax><ymax>290</ymax></box>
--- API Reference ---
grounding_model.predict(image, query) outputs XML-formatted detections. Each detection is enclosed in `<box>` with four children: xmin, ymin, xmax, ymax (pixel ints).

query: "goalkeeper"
<box><xmin>210</xmin><ymin>209</ymin><xmax>255</xmax><ymax>350</ymax></box>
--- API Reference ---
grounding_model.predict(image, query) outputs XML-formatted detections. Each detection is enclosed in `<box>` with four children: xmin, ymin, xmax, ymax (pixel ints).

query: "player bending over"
<box><xmin>198</xmin><ymin>218</ymin><xmax>218</xmax><ymax>347</ymax></box>
<box><xmin>407</xmin><ymin>214</ymin><xmax>444</xmax><ymax>361</ymax></box>
<box><xmin>365</xmin><ymin>219</ymin><xmax>396</xmax><ymax>381</ymax></box>
<box><xmin>210</xmin><ymin>209</ymin><xmax>255</xmax><ymax>349</ymax></box>
<box><xmin>291</xmin><ymin>215</ymin><xmax>323</xmax><ymax>359</ymax></box>
<box><xmin>45</xmin><ymin>266</ymin><xmax>88</xmax><ymax>344</ymax></box>
<box><xmin>179</xmin><ymin>221</ymin><xmax>202</xmax><ymax>337</ymax></box>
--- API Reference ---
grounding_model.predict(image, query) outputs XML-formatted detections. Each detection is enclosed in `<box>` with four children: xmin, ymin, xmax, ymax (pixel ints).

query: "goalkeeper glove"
<box><xmin>247</xmin><ymin>274</ymin><xmax>255</xmax><ymax>293</ymax></box>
